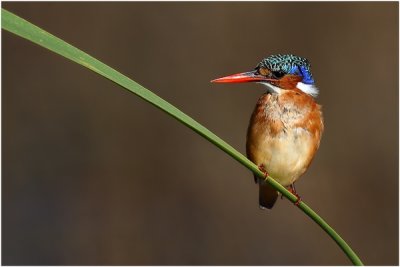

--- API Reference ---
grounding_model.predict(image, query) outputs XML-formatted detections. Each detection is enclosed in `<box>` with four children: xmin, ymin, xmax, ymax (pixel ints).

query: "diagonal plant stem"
<box><xmin>2</xmin><ymin>8</ymin><xmax>363</xmax><ymax>265</ymax></box>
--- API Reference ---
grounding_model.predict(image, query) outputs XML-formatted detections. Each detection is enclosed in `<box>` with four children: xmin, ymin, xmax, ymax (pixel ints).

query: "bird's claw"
<box><xmin>258</xmin><ymin>164</ymin><xmax>269</xmax><ymax>181</ymax></box>
<box><xmin>288</xmin><ymin>184</ymin><xmax>302</xmax><ymax>206</ymax></box>
<box><xmin>294</xmin><ymin>195</ymin><xmax>302</xmax><ymax>206</ymax></box>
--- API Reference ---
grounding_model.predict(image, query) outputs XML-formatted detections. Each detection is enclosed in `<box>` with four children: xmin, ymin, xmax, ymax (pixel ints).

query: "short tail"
<box><xmin>258</xmin><ymin>177</ymin><xmax>278</xmax><ymax>209</ymax></box>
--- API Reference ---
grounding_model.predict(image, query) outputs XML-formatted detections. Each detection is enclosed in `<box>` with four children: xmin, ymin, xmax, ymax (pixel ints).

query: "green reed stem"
<box><xmin>2</xmin><ymin>8</ymin><xmax>363</xmax><ymax>265</ymax></box>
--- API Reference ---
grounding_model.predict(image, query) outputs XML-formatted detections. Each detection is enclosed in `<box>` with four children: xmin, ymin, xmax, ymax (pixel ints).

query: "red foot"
<box><xmin>294</xmin><ymin>196</ymin><xmax>302</xmax><ymax>206</ymax></box>
<box><xmin>258</xmin><ymin>164</ymin><xmax>269</xmax><ymax>179</ymax></box>
<box><xmin>288</xmin><ymin>184</ymin><xmax>302</xmax><ymax>206</ymax></box>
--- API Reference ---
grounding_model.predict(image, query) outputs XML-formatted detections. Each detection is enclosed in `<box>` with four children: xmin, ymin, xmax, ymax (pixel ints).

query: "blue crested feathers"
<box><xmin>257</xmin><ymin>54</ymin><xmax>315</xmax><ymax>85</ymax></box>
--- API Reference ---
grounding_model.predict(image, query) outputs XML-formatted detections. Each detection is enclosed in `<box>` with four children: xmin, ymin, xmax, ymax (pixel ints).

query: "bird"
<box><xmin>211</xmin><ymin>54</ymin><xmax>324</xmax><ymax>209</ymax></box>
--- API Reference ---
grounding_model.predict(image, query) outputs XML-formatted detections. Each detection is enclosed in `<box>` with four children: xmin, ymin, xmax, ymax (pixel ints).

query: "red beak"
<box><xmin>211</xmin><ymin>70</ymin><xmax>276</xmax><ymax>83</ymax></box>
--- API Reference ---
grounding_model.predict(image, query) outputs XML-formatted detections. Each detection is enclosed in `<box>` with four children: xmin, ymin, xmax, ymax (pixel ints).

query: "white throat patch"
<box><xmin>259</xmin><ymin>81</ymin><xmax>318</xmax><ymax>97</ymax></box>
<box><xmin>297</xmin><ymin>82</ymin><xmax>319</xmax><ymax>97</ymax></box>
<box><xmin>259</xmin><ymin>82</ymin><xmax>281</xmax><ymax>94</ymax></box>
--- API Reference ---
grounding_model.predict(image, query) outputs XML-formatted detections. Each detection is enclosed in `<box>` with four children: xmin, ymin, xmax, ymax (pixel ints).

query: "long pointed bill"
<box><xmin>211</xmin><ymin>70</ymin><xmax>276</xmax><ymax>83</ymax></box>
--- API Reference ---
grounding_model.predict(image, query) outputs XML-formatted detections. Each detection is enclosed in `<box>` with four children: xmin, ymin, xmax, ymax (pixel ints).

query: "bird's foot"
<box><xmin>294</xmin><ymin>196</ymin><xmax>302</xmax><ymax>206</ymax></box>
<box><xmin>288</xmin><ymin>184</ymin><xmax>302</xmax><ymax>206</ymax></box>
<box><xmin>258</xmin><ymin>164</ymin><xmax>269</xmax><ymax>181</ymax></box>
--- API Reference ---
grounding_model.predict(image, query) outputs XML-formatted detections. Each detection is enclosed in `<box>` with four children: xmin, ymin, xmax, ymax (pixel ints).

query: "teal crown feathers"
<box><xmin>257</xmin><ymin>54</ymin><xmax>315</xmax><ymax>84</ymax></box>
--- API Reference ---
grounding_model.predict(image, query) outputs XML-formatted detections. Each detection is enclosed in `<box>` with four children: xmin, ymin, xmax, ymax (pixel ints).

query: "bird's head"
<box><xmin>211</xmin><ymin>54</ymin><xmax>318</xmax><ymax>97</ymax></box>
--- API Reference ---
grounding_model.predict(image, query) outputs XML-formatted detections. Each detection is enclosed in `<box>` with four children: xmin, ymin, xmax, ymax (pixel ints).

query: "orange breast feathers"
<box><xmin>246</xmin><ymin>90</ymin><xmax>324</xmax><ymax>185</ymax></box>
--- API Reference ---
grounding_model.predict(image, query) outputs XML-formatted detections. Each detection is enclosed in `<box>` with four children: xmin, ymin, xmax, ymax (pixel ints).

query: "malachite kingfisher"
<box><xmin>212</xmin><ymin>54</ymin><xmax>324</xmax><ymax>209</ymax></box>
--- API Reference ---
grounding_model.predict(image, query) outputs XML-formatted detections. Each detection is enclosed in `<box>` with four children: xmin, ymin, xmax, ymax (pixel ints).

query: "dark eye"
<box><xmin>272</xmin><ymin>71</ymin><xmax>285</xmax><ymax>78</ymax></box>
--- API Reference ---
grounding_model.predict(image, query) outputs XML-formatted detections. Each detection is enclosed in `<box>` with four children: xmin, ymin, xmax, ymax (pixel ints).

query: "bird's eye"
<box><xmin>272</xmin><ymin>71</ymin><xmax>285</xmax><ymax>78</ymax></box>
<box><xmin>258</xmin><ymin>68</ymin><xmax>269</xmax><ymax>76</ymax></box>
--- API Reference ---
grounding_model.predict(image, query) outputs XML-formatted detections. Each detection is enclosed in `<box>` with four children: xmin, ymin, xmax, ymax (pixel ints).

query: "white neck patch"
<box><xmin>259</xmin><ymin>81</ymin><xmax>319</xmax><ymax>97</ymax></box>
<box><xmin>297</xmin><ymin>82</ymin><xmax>319</xmax><ymax>97</ymax></box>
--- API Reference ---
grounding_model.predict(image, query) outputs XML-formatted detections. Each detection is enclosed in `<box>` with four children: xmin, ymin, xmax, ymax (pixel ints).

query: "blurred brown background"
<box><xmin>2</xmin><ymin>2</ymin><xmax>398</xmax><ymax>265</ymax></box>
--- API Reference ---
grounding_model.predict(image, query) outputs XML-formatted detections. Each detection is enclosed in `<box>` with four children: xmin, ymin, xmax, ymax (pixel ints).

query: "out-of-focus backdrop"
<box><xmin>2</xmin><ymin>2</ymin><xmax>398</xmax><ymax>265</ymax></box>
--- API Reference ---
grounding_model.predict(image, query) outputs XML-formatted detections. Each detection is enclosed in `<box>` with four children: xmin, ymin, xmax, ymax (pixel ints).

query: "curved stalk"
<box><xmin>2</xmin><ymin>8</ymin><xmax>363</xmax><ymax>265</ymax></box>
